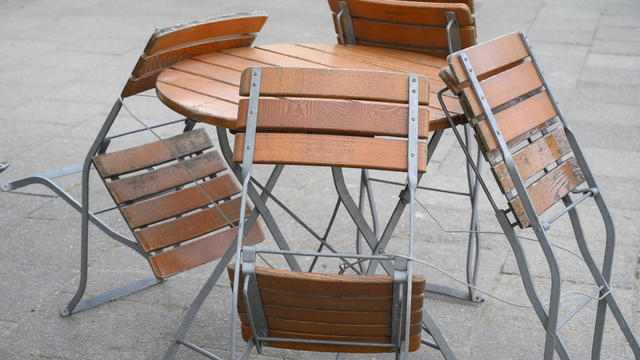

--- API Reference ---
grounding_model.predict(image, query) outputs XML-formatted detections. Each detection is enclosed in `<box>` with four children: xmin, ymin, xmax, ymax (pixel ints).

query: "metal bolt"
<box><xmin>250</xmin><ymin>110</ymin><xmax>254</xmax><ymax>115</ymax></box>
<box><xmin>410</xmin><ymin>153</ymin><xmax>415</xmax><ymax>157</ymax></box>
<box><xmin>496</xmin><ymin>130</ymin><xmax>501</xmax><ymax>135</ymax></box>
<box><xmin>469</xmin><ymin>68</ymin><xmax>473</xmax><ymax>73</ymax></box>
<box><xmin>247</xmin><ymin>145</ymin><xmax>251</xmax><ymax>150</ymax></box>
<box><xmin>412</xmin><ymin>78</ymin><xmax>417</xmax><ymax>82</ymax></box>
<box><xmin>252</xmin><ymin>82</ymin><xmax>256</xmax><ymax>87</ymax></box>
<box><xmin>411</xmin><ymin>89</ymin><xmax>416</xmax><ymax>93</ymax></box>
<box><xmin>481</xmin><ymin>95</ymin><xmax>485</xmax><ymax>100</ymax></box>
<box><xmin>253</xmin><ymin>72</ymin><xmax>258</xmax><ymax>76</ymax></box>
<box><xmin>411</xmin><ymin>117</ymin><xmax>416</xmax><ymax>121</ymax></box>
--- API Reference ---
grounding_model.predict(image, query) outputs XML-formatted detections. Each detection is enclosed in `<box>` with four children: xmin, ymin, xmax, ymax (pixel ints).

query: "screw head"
<box><xmin>249</xmin><ymin>110</ymin><xmax>254</xmax><ymax>115</ymax></box>
<box><xmin>410</xmin><ymin>153</ymin><xmax>415</xmax><ymax>157</ymax></box>
<box><xmin>412</xmin><ymin>78</ymin><xmax>417</xmax><ymax>82</ymax></box>
<box><xmin>247</xmin><ymin>145</ymin><xmax>251</xmax><ymax>150</ymax></box>
<box><xmin>252</xmin><ymin>83</ymin><xmax>256</xmax><ymax>87</ymax></box>
<box><xmin>411</xmin><ymin>89</ymin><xmax>416</xmax><ymax>93</ymax></box>
<box><xmin>411</xmin><ymin>117</ymin><xmax>416</xmax><ymax>121</ymax></box>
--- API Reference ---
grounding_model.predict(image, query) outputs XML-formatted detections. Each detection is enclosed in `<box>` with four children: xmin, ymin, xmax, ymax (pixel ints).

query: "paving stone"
<box><xmin>592</xmin><ymin>39</ymin><xmax>640</xmax><ymax>56</ymax></box>
<box><xmin>596</xmin><ymin>26</ymin><xmax>640</xmax><ymax>43</ymax></box>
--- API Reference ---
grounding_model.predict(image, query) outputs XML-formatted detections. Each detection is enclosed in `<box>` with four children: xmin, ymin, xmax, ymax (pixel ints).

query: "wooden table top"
<box><xmin>155</xmin><ymin>43</ymin><xmax>464</xmax><ymax>130</ymax></box>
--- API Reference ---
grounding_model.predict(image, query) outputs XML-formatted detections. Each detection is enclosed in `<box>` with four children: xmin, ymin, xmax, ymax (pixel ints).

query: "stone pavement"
<box><xmin>0</xmin><ymin>0</ymin><xmax>639</xmax><ymax>359</ymax></box>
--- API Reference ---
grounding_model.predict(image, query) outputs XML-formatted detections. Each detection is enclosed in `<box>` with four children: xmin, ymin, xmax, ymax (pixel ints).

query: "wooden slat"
<box><xmin>93</xmin><ymin>128</ymin><xmax>213</xmax><ymax>178</ymax></box>
<box><xmin>157</xmin><ymin>68</ymin><xmax>240</xmax><ymax>104</ymax></box>
<box><xmin>327</xmin><ymin>0</ymin><xmax>474</xmax><ymax>26</ymax></box>
<box><xmin>242</xmin><ymin>326</ymin><xmax>422</xmax><ymax>352</ymax></box>
<box><xmin>171</xmin><ymin>59</ymin><xmax>241</xmax><ymax>86</ymax></box>
<box><xmin>299</xmin><ymin>43</ymin><xmax>443</xmax><ymax>84</ymax></box>
<box><xmin>349</xmin><ymin>45</ymin><xmax>448</xmax><ymax>69</ymax></box>
<box><xmin>349</xmin><ymin>17</ymin><xmax>476</xmax><ymax>50</ymax></box>
<box><xmin>233</xmin><ymin>133</ymin><xmax>428</xmax><ymax>173</ymax></box>
<box><xmin>238</xmin><ymin>305</ymin><xmax>422</xmax><ymax>325</ymax></box>
<box><xmin>448</xmin><ymin>32</ymin><xmax>528</xmax><ymax>84</ymax></box>
<box><xmin>463</xmin><ymin>60</ymin><xmax>543</xmax><ymax>117</ymax></box>
<box><xmin>356</xmin><ymin>39</ymin><xmax>451</xmax><ymax>59</ymax></box>
<box><xmin>258</xmin><ymin>44</ymin><xmax>393</xmax><ymax>71</ymax></box>
<box><xmin>492</xmin><ymin>127</ymin><xmax>572</xmax><ymax>193</ymax></box>
<box><xmin>194</xmin><ymin>51</ymin><xmax>267</xmax><ymax>71</ymax></box>
<box><xmin>222</xmin><ymin>47</ymin><xmax>327</xmax><ymax>68</ymax></box>
<box><xmin>239</xmin><ymin>67</ymin><xmax>430</xmax><ymax>105</ymax></box>
<box><xmin>144</xmin><ymin>12</ymin><xmax>268</xmax><ymax>54</ymax></box>
<box><xmin>121</xmin><ymin>69</ymin><xmax>164</xmax><ymax>98</ymax></box>
<box><xmin>121</xmin><ymin>174</ymin><xmax>240</xmax><ymax>228</ymax></box>
<box><xmin>510</xmin><ymin>157</ymin><xmax>585</xmax><ymax>228</ymax></box>
<box><xmin>236</xmin><ymin>98</ymin><xmax>429</xmax><ymax>139</ymax></box>
<box><xmin>155</xmin><ymin>82</ymin><xmax>238</xmax><ymax>129</ymax></box>
<box><xmin>149</xmin><ymin>224</ymin><xmax>263</xmax><ymax>278</ymax></box>
<box><xmin>253</xmin><ymin>317</ymin><xmax>421</xmax><ymax>337</ymax></box>
<box><xmin>476</xmin><ymin>91</ymin><xmax>557</xmax><ymax>151</ymax></box>
<box><xmin>135</xmin><ymin>196</ymin><xmax>248</xmax><ymax>252</ymax></box>
<box><xmin>107</xmin><ymin>151</ymin><xmax>226</xmax><ymax>204</ymax></box>
<box><xmin>131</xmin><ymin>35</ymin><xmax>257</xmax><ymax>78</ymax></box>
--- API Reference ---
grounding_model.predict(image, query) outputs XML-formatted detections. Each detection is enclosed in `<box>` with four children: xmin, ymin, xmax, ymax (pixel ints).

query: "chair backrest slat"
<box><xmin>328</xmin><ymin>0</ymin><xmax>475</xmax><ymax>57</ymax></box>
<box><xmin>441</xmin><ymin>31</ymin><xmax>586</xmax><ymax>228</ymax></box>
<box><xmin>239</xmin><ymin>67</ymin><xmax>429</xmax><ymax>104</ymax></box>
<box><xmin>121</xmin><ymin>11</ymin><xmax>267</xmax><ymax>98</ymax></box>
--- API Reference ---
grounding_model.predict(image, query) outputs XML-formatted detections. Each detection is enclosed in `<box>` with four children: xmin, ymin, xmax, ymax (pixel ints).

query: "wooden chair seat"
<box><xmin>228</xmin><ymin>265</ymin><xmax>425</xmax><ymax>353</ymax></box>
<box><xmin>93</xmin><ymin>128</ymin><xmax>264</xmax><ymax>278</ymax></box>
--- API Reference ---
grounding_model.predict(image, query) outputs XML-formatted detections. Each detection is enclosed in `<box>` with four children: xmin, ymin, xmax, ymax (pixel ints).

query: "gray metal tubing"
<box><xmin>176</xmin><ymin>340</ymin><xmax>224</xmax><ymax>360</ymax></box>
<box><xmin>254</xmin><ymin>248</ymin><xmax>395</xmax><ymax>261</ymax></box>
<box><xmin>70</xmin><ymin>277</ymin><xmax>163</xmax><ymax>315</ymax></box>
<box><xmin>543</xmin><ymin>190</ymin><xmax>592</xmax><ymax>228</ymax></box>
<box><xmin>1</xmin><ymin>163</ymin><xmax>85</xmax><ymax>191</ymax></box>
<box><xmin>216</xmin><ymin>126</ymin><xmax>300</xmax><ymax>272</ymax></box>
<box><xmin>421</xmin><ymin>309</ymin><xmax>456</xmax><ymax>359</ymax></box>
<box><xmin>563</xmin><ymin>196</ymin><xmax>640</xmax><ymax>358</ymax></box>
<box><xmin>61</xmin><ymin>98</ymin><xmax>123</xmax><ymax>317</ymax></box>
<box><xmin>557</xmin><ymin>286</ymin><xmax>604</xmax><ymax>330</ymax></box>
<box><xmin>366</xmin><ymin>177</ymin><xmax>471</xmax><ymax>197</ymax></box>
<box><xmin>308</xmin><ymin>198</ymin><xmax>342</xmax><ymax>272</ymax></box>
<box><xmin>459</xmin><ymin>52</ymin><xmax>561</xmax><ymax>359</ymax></box>
<box><xmin>104</xmin><ymin>117</ymin><xmax>188</xmax><ymax>141</ymax></box>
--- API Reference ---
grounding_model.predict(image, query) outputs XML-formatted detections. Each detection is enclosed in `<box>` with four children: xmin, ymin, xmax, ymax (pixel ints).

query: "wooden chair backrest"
<box><xmin>93</xmin><ymin>128</ymin><xmax>263</xmax><ymax>278</ymax></box>
<box><xmin>441</xmin><ymin>32</ymin><xmax>585</xmax><ymax>228</ymax></box>
<box><xmin>233</xmin><ymin>67</ymin><xmax>430</xmax><ymax>173</ymax></box>
<box><xmin>228</xmin><ymin>265</ymin><xmax>425</xmax><ymax>353</ymax></box>
<box><xmin>328</xmin><ymin>0</ymin><xmax>475</xmax><ymax>58</ymax></box>
<box><xmin>121</xmin><ymin>11</ymin><xmax>268</xmax><ymax>98</ymax></box>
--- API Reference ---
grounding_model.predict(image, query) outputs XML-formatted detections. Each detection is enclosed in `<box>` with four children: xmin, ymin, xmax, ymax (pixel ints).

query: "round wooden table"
<box><xmin>155</xmin><ymin>43</ymin><xmax>464</xmax><ymax>130</ymax></box>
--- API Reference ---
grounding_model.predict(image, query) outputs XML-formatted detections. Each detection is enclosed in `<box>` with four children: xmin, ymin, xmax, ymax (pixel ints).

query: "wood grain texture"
<box><xmin>475</xmin><ymin>91</ymin><xmax>557</xmax><ymax>151</ymax></box>
<box><xmin>194</xmin><ymin>51</ymin><xmax>267</xmax><ymax>71</ymax></box>
<box><xmin>327</xmin><ymin>0</ymin><xmax>474</xmax><ymax>26</ymax></box>
<box><xmin>171</xmin><ymin>59</ymin><xmax>241</xmax><ymax>86</ymax></box>
<box><xmin>236</xmin><ymin>98</ymin><xmax>429</xmax><ymax>138</ymax></box>
<box><xmin>157</xmin><ymin>68</ymin><xmax>240</xmax><ymax>104</ymax></box>
<box><xmin>93</xmin><ymin>128</ymin><xmax>213</xmax><ymax>178</ymax></box>
<box><xmin>149</xmin><ymin>224</ymin><xmax>263</xmax><ymax>278</ymax></box>
<box><xmin>222</xmin><ymin>46</ymin><xmax>326</xmax><ymax>68</ymax></box>
<box><xmin>121</xmin><ymin>174</ymin><xmax>240</xmax><ymax>228</ymax></box>
<box><xmin>228</xmin><ymin>265</ymin><xmax>423</xmax><ymax>352</ymax></box>
<box><xmin>447</xmin><ymin>32</ymin><xmax>528</xmax><ymax>84</ymax></box>
<box><xmin>492</xmin><ymin>127</ymin><xmax>572</xmax><ymax>193</ymax></box>
<box><xmin>463</xmin><ymin>60</ymin><xmax>543</xmax><ymax>117</ymax></box>
<box><xmin>135</xmin><ymin>196</ymin><xmax>248</xmax><ymax>252</ymax></box>
<box><xmin>144</xmin><ymin>12</ymin><xmax>268</xmax><ymax>54</ymax></box>
<box><xmin>239</xmin><ymin>67</ymin><xmax>430</xmax><ymax>105</ymax></box>
<box><xmin>233</xmin><ymin>133</ymin><xmax>428</xmax><ymax>172</ymax></box>
<box><xmin>107</xmin><ymin>151</ymin><xmax>227</xmax><ymax>204</ymax></box>
<box><xmin>349</xmin><ymin>45</ymin><xmax>448</xmax><ymax>68</ymax></box>
<box><xmin>510</xmin><ymin>157</ymin><xmax>585</xmax><ymax>228</ymax></box>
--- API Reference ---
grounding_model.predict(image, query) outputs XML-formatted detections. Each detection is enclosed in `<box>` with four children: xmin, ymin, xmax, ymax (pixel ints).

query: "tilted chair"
<box><xmin>223</xmin><ymin>66</ymin><xmax>455</xmax><ymax>359</ymax></box>
<box><xmin>0</xmin><ymin>11</ymin><xmax>268</xmax><ymax>317</ymax></box>
<box><xmin>327</xmin><ymin>0</ymin><xmax>483</xmax><ymax>302</ymax></box>
<box><xmin>438</xmin><ymin>31</ymin><xmax>640</xmax><ymax>359</ymax></box>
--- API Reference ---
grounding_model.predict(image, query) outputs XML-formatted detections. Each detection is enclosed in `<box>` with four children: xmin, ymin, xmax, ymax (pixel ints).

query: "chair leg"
<box><xmin>421</xmin><ymin>309</ymin><xmax>456</xmax><ymax>360</ymax></box>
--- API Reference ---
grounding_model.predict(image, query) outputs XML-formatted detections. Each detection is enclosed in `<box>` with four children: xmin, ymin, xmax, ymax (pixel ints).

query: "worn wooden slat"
<box><xmin>236</xmin><ymin>98</ymin><xmax>429</xmax><ymax>138</ymax></box>
<box><xmin>171</xmin><ymin>59</ymin><xmax>241</xmax><ymax>86</ymax></box>
<box><xmin>476</xmin><ymin>91</ymin><xmax>557</xmax><ymax>151</ymax></box>
<box><xmin>298</xmin><ymin>43</ymin><xmax>443</xmax><ymax>84</ymax></box>
<box><xmin>448</xmin><ymin>32</ymin><xmax>528</xmax><ymax>84</ymax></box>
<box><xmin>155</xmin><ymin>82</ymin><xmax>238</xmax><ymax>129</ymax></box>
<box><xmin>510</xmin><ymin>157</ymin><xmax>585</xmax><ymax>228</ymax></box>
<box><xmin>356</xmin><ymin>39</ymin><xmax>451</xmax><ymax>59</ymax></box>
<box><xmin>222</xmin><ymin>47</ymin><xmax>326</xmax><ymax>68</ymax></box>
<box><xmin>257</xmin><ymin>44</ymin><xmax>391</xmax><ymax>71</ymax></box>
<box><xmin>121</xmin><ymin>174</ymin><xmax>240</xmax><ymax>228</ymax></box>
<box><xmin>121</xmin><ymin>69</ymin><xmax>165</xmax><ymax>98</ymax></box>
<box><xmin>131</xmin><ymin>35</ymin><xmax>257</xmax><ymax>78</ymax></box>
<box><xmin>463</xmin><ymin>60</ymin><xmax>543</xmax><ymax>117</ymax></box>
<box><xmin>194</xmin><ymin>51</ymin><xmax>267</xmax><ymax>71</ymax></box>
<box><xmin>107</xmin><ymin>151</ymin><xmax>226</xmax><ymax>204</ymax></box>
<box><xmin>149</xmin><ymin>224</ymin><xmax>263</xmax><ymax>278</ymax></box>
<box><xmin>144</xmin><ymin>12</ymin><xmax>268</xmax><ymax>54</ymax></box>
<box><xmin>327</xmin><ymin>0</ymin><xmax>474</xmax><ymax>26</ymax></box>
<box><xmin>239</xmin><ymin>67</ymin><xmax>430</xmax><ymax>105</ymax></box>
<box><xmin>157</xmin><ymin>68</ymin><xmax>240</xmax><ymax>104</ymax></box>
<box><xmin>349</xmin><ymin>45</ymin><xmax>448</xmax><ymax>69</ymax></box>
<box><xmin>349</xmin><ymin>17</ymin><xmax>476</xmax><ymax>50</ymax></box>
<box><xmin>233</xmin><ymin>133</ymin><xmax>428</xmax><ymax>172</ymax></box>
<box><xmin>135</xmin><ymin>196</ymin><xmax>248</xmax><ymax>252</ymax></box>
<box><xmin>252</xmin><ymin>317</ymin><xmax>421</xmax><ymax>337</ymax></box>
<box><xmin>93</xmin><ymin>128</ymin><xmax>213</xmax><ymax>179</ymax></box>
<box><xmin>238</xmin><ymin>305</ymin><xmax>422</xmax><ymax>325</ymax></box>
<box><xmin>492</xmin><ymin>127</ymin><xmax>572</xmax><ymax>193</ymax></box>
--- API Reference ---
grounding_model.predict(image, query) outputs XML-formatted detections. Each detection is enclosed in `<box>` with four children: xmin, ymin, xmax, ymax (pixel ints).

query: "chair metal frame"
<box><xmin>335</xmin><ymin>0</ymin><xmax>484</xmax><ymax>303</ymax></box>
<box><xmin>223</xmin><ymin>67</ymin><xmax>456</xmax><ymax>360</ymax></box>
<box><xmin>438</xmin><ymin>31</ymin><xmax>640</xmax><ymax>359</ymax></box>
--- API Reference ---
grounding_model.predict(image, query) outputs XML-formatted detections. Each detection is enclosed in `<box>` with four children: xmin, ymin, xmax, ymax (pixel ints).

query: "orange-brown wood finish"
<box><xmin>228</xmin><ymin>265</ymin><xmax>424</xmax><ymax>352</ymax></box>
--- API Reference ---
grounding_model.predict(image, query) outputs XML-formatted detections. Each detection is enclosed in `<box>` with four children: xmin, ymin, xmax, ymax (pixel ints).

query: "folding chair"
<box><xmin>223</xmin><ymin>66</ymin><xmax>455</xmax><ymax>359</ymax></box>
<box><xmin>438</xmin><ymin>31</ymin><xmax>640</xmax><ymax>359</ymax></box>
<box><xmin>328</xmin><ymin>0</ymin><xmax>484</xmax><ymax>302</ymax></box>
<box><xmin>0</xmin><ymin>11</ymin><xmax>268</xmax><ymax>317</ymax></box>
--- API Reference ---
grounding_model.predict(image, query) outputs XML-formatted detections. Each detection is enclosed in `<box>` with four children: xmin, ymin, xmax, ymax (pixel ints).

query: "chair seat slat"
<box><xmin>238</xmin><ymin>305</ymin><xmax>422</xmax><ymax>325</ymax></box>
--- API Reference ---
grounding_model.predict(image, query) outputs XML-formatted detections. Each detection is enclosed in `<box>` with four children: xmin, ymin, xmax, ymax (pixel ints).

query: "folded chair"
<box><xmin>0</xmin><ymin>11</ymin><xmax>268</xmax><ymax>317</ymax></box>
<box><xmin>438</xmin><ymin>31</ymin><xmax>640</xmax><ymax>359</ymax></box>
<box><xmin>328</xmin><ymin>0</ymin><xmax>483</xmax><ymax>302</ymax></box>
<box><xmin>222</xmin><ymin>66</ymin><xmax>455</xmax><ymax>360</ymax></box>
